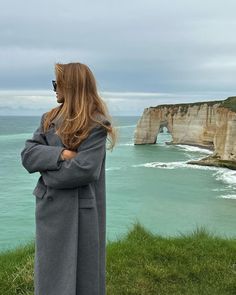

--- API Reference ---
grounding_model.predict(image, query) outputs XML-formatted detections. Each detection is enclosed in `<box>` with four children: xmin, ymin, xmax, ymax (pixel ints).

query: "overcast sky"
<box><xmin>1</xmin><ymin>0</ymin><xmax>236</xmax><ymax>115</ymax></box>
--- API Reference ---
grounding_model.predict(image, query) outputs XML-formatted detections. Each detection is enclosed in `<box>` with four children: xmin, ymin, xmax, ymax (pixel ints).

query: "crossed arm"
<box><xmin>21</xmin><ymin>113</ymin><xmax>66</xmax><ymax>173</ymax></box>
<box><xmin>21</xmin><ymin>113</ymin><xmax>108</xmax><ymax>189</ymax></box>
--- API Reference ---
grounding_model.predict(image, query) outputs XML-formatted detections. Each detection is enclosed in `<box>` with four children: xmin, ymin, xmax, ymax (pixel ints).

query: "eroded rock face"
<box><xmin>214</xmin><ymin>107</ymin><xmax>236</xmax><ymax>161</ymax></box>
<box><xmin>134</xmin><ymin>97</ymin><xmax>236</xmax><ymax>166</ymax></box>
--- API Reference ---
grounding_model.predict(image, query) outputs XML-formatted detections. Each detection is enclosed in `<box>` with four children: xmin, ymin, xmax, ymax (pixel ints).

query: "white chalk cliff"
<box><xmin>134</xmin><ymin>96</ymin><xmax>236</xmax><ymax>169</ymax></box>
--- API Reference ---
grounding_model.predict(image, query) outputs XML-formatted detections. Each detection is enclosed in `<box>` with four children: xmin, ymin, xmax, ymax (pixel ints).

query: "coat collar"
<box><xmin>50</xmin><ymin>115</ymin><xmax>63</xmax><ymax>128</ymax></box>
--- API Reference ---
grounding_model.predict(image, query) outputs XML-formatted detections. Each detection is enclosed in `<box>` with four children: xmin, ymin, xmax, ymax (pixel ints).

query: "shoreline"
<box><xmin>187</xmin><ymin>156</ymin><xmax>236</xmax><ymax>170</ymax></box>
<box><xmin>165</xmin><ymin>141</ymin><xmax>214</xmax><ymax>151</ymax></box>
<box><xmin>165</xmin><ymin>142</ymin><xmax>236</xmax><ymax>170</ymax></box>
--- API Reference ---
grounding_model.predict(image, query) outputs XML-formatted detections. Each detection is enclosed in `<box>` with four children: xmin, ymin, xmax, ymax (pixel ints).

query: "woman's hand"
<box><xmin>60</xmin><ymin>149</ymin><xmax>78</xmax><ymax>160</ymax></box>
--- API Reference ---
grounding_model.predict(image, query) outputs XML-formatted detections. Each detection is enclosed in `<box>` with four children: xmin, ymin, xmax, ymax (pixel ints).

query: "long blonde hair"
<box><xmin>43</xmin><ymin>62</ymin><xmax>117</xmax><ymax>151</ymax></box>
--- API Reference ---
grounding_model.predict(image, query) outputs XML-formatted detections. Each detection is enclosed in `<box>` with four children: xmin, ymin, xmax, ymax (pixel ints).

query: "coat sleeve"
<box><xmin>20</xmin><ymin>113</ymin><xmax>66</xmax><ymax>173</ymax></box>
<box><xmin>40</xmin><ymin>126</ymin><xmax>108</xmax><ymax>189</ymax></box>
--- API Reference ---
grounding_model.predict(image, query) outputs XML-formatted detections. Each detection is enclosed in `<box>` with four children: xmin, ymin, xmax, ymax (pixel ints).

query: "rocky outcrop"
<box><xmin>134</xmin><ymin>96</ymin><xmax>236</xmax><ymax>170</ymax></box>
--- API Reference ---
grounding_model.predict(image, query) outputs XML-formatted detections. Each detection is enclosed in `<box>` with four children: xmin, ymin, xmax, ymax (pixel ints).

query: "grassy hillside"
<box><xmin>220</xmin><ymin>96</ymin><xmax>236</xmax><ymax>112</ymax></box>
<box><xmin>150</xmin><ymin>95</ymin><xmax>236</xmax><ymax>113</ymax></box>
<box><xmin>0</xmin><ymin>221</ymin><xmax>236</xmax><ymax>295</ymax></box>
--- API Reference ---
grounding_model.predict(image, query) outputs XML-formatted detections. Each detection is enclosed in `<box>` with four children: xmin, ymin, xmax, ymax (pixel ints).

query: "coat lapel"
<box><xmin>44</xmin><ymin>117</ymin><xmax>65</xmax><ymax>147</ymax></box>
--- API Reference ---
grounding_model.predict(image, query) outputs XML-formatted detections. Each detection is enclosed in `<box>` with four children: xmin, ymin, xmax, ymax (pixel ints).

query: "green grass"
<box><xmin>1</xmin><ymin>222</ymin><xmax>236</xmax><ymax>295</ymax></box>
<box><xmin>0</xmin><ymin>238</ymin><xmax>35</xmax><ymax>295</ymax></box>
<box><xmin>220</xmin><ymin>96</ymin><xmax>236</xmax><ymax>112</ymax></box>
<box><xmin>150</xmin><ymin>95</ymin><xmax>236</xmax><ymax>113</ymax></box>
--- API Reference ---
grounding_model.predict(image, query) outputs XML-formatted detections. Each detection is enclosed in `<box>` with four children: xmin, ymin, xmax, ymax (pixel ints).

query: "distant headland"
<box><xmin>134</xmin><ymin>96</ymin><xmax>236</xmax><ymax>170</ymax></box>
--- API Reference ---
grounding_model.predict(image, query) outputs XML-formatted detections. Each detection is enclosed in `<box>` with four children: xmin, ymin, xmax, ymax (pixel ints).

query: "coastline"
<box><xmin>165</xmin><ymin>141</ymin><xmax>215</xmax><ymax>151</ymax></box>
<box><xmin>187</xmin><ymin>156</ymin><xmax>236</xmax><ymax>170</ymax></box>
<box><xmin>165</xmin><ymin>142</ymin><xmax>236</xmax><ymax>170</ymax></box>
<box><xmin>134</xmin><ymin>96</ymin><xmax>236</xmax><ymax>171</ymax></box>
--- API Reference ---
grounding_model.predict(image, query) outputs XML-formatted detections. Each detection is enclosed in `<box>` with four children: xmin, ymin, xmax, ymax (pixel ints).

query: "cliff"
<box><xmin>134</xmin><ymin>96</ymin><xmax>236</xmax><ymax>170</ymax></box>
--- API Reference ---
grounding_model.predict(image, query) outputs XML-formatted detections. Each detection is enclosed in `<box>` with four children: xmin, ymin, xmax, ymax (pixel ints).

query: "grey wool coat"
<box><xmin>20</xmin><ymin>112</ymin><xmax>110</xmax><ymax>295</ymax></box>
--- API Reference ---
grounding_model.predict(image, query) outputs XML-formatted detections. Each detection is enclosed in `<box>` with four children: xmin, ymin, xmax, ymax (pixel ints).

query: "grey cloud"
<box><xmin>0</xmin><ymin>0</ymin><xmax>236</xmax><ymax>114</ymax></box>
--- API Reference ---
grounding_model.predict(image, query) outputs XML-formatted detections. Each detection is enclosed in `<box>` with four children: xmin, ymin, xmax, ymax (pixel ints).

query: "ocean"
<box><xmin>0</xmin><ymin>115</ymin><xmax>235</xmax><ymax>253</ymax></box>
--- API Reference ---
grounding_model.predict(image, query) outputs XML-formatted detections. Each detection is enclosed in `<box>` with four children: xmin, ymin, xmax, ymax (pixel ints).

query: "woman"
<box><xmin>21</xmin><ymin>62</ymin><xmax>117</xmax><ymax>295</ymax></box>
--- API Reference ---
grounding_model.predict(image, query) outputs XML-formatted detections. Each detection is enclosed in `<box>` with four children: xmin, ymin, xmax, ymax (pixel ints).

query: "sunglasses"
<box><xmin>52</xmin><ymin>80</ymin><xmax>57</xmax><ymax>92</ymax></box>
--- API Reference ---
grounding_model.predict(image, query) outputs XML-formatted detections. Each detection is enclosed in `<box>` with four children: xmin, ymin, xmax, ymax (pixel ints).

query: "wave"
<box><xmin>212</xmin><ymin>188</ymin><xmax>230</xmax><ymax>192</ymax></box>
<box><xmin>133</xmin><ymin>160</ymin><xmax>236</xmax><ymax>199</ymax></box>
<box><xmin>118</xmin><ymin>142</ymin><xmax>214</xmax><ymax>153</ymax></box>
<box><xmin>119</xmin><ymin>143</ymin><xmax>134</xmax><ymax>146</ymax></box>
<box><xmin>120</xmin><ymin>142</ymin><xmax>173</xmax><ymax>147</ymax></box>
<box><xmin>218</xmin><ymin>195</ymin><xmax>236</xmax><ymax>200</ymax></box>
<box><xmin>213</xmin><ymin>170</ymin><xmax>236</xmax><ymax>188</ymax></box>
<box><xmin>106</xmin><ymin>167</ymin><xmax>122</xmax><ymax>171</ymax></box>
<box><xmin>175</xmin><ymin>144</ymin><xmax>213</xmax><ymax>154</ymax></box>
<box><xmin>149</xmin><ymin>143</ymin><xmax>171</xmax><ymax>147</ymax></box>
<box><xmin>132</xmin><ymin>160</ymin><xmax>219</xmax><ymax>170</ymax></box>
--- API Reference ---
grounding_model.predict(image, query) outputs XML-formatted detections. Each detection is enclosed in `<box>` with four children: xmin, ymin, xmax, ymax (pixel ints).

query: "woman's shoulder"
<box><xmin>92</xmin><ymin>113</ymin><xmax>111</xmax><ymax>128</ymax></box>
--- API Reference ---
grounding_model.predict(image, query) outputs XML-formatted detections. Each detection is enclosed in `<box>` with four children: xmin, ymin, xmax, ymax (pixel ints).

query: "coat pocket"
<box><xmin>32</xmin><ymin>182</ymin><xmax>47</xmax><ymax>199</ymax></box>
<box><xmin>79</xmin><ymin>198</ymin><xmax>96</xmax><ymax>209</ymax></box>
<box><xmin>78</xmin><ymin>185</ymin><xmax>96</xmax><ymax>208</ymax></box>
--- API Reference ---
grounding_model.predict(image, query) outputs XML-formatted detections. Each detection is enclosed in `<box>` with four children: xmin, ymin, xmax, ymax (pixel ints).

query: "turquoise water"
<box><xmin>0</xmin><ymin>115</ymin><xmax>236</xmax><ymax>253</ymax></box>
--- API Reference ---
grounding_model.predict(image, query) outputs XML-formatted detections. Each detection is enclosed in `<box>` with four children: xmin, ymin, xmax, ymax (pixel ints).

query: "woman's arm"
<box><xmin>20</xmin><ymin>113</ymin><xmax>66</xmax><ymax>173</ymax></box>
<box><xmin>40</xmin><ymin>126</ymin><xmax>107</xmax><ymax>189</ymax></box>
